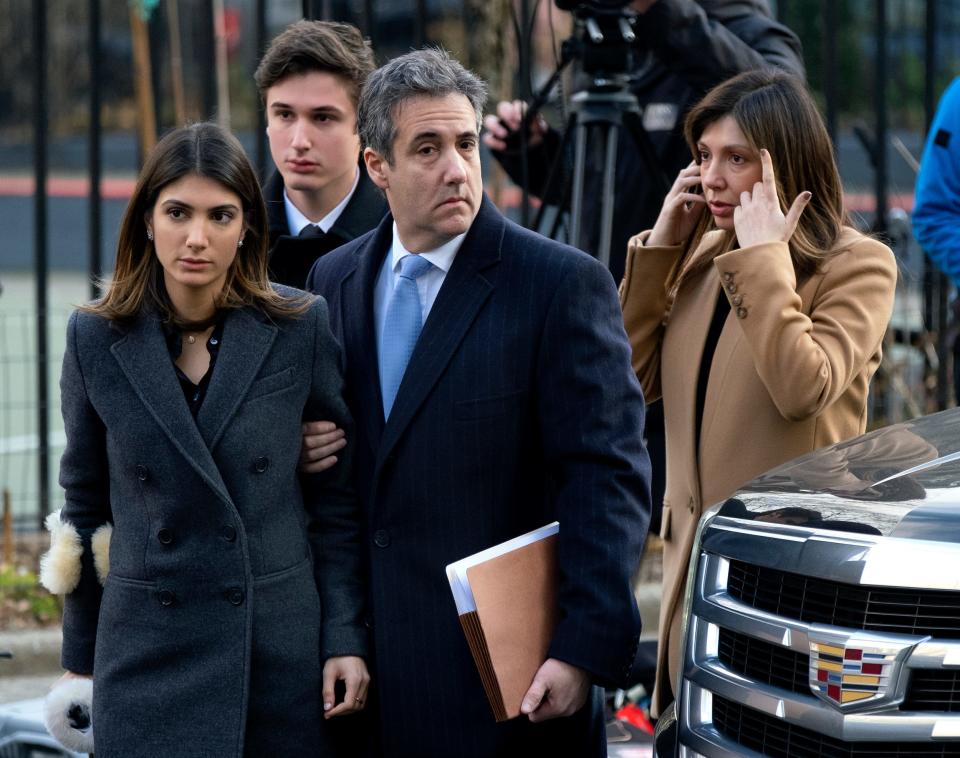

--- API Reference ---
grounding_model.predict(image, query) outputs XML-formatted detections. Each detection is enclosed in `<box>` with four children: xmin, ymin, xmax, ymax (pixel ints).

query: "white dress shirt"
<box><xmin>283</xmin><ymin>167</ymin><xmax>360</xmax><ymax>235</ymax></box>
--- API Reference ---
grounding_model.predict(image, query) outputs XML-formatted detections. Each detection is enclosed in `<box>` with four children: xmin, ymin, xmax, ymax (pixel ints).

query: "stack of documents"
<box><xmin>446</xmin><ymin>522</ymin><xmax>559</xmax><ymax>721</ymax></box>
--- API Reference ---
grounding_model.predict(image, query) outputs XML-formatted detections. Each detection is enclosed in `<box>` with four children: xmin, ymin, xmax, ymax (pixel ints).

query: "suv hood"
<box><xmin>718</xmin><ymin>407</ymin><xmax>960</xmax><ymax>541</ymax></box>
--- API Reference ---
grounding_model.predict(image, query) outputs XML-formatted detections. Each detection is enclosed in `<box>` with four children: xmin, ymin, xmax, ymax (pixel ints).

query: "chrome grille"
<box><xmin>712</xmin><ymin>695</ymin><xmax>960</xmax><ymax>757</ymax></box>
<box><xmin>904</xmin><ymin>670</ymin><xmax>960</xmax><ymax>713</ymax></box>
<box><xmin>718</xmin><ymin>618</ymin><xmax>960</xmax><ymax>712</ymax></box>
<box><xmin>717</xmin><ymin>627</ymin><xmax>809</xmax><ymax>696</ymax></box>
<box><xmin>727</xmin><ymin>560</ymin><xmax>960</xmax><ymax>638</ymax></box>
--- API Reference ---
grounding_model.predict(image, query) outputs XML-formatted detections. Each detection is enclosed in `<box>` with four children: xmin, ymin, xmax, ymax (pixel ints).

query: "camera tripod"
<box><xmin>552</xmin><ymin>81</ymin><xmax>671</xmax><ymax>268</ymax></box>
<box><xmin>515</xmin><ymin>37</ymin><xmax>672</xmax><ymax>270</ymax></box>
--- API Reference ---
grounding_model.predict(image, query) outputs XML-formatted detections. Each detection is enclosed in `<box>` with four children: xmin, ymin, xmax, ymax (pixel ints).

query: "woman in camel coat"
<box><xmin>619</xmin><ymin>70</ymin><xmax>897</xmax><ymax>716</ymax></box>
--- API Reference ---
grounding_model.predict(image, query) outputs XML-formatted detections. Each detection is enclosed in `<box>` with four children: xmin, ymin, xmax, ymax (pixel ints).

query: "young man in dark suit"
<box><xmin>255</xmin><ymin>20</ymin><xmax>386</xmax><ymax>288</ymax></box>
<box><xmin>305</xmin><ymin>49</ymin><xmax>652</xmax><ymax>757</ymax></box>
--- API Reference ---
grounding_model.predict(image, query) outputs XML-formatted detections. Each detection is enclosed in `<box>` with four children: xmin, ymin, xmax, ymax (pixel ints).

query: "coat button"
<box><xmin>373</xmin><ymin>529</ymin><xmax>390</xmax><ymax>548</ymax></box>
<box><xmin>158</xmin><ymin>589</ymin><xmax>175</xmax><ymax>607</ymax></box>
<box><xmin>157</xmin><ymin>528</ymin><xmax>173</xmax><ymax>545</ymax></box>
<box><xmin>222</xmin><ymin>525</ymin><xmax>237</xmax><ymax>542</ymax></box>
<box><xmin>732</xmin><ymin>295</ymin><xmax>743</xmax><ymax>306</ymax></box>
<box><xmin>725</xmin><ymin>282</ymin><xmax>737</xmax><ymax>294</ymax></box>
<box><xmin>736</xmin><ymin>306</ymin><xmax>748</xmax><ymax>319</ymax></box>
<box><xmin>722</xmin><ymin>272</ymin><xmax>734</xmax><ymax>282</ymax></box>
<box><xmin>252</xmin><ymin>456</ymin><xmax>269</xmax><ymax>474</ymax></box>
<box><xmin>135</xmin><ymin>464</ymin><xmax>149</xmax><ymax>482</ymax></box>
<box><xmin>227</xmin><ymin>588</ymin><xmax>245</xmax><ymax>606</ymax></box>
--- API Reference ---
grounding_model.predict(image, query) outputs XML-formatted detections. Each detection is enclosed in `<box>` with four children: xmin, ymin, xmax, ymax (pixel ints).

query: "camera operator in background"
<box><xmin>483</xmin><ymin>0</ymin><xmax>804</xmax><ymax>283</ymax></box>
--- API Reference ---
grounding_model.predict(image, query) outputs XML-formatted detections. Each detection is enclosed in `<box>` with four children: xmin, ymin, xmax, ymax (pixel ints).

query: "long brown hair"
<box><xmin>679</xmin><ymin>70</ymin><xmax>850</xmax><ymax>283</ymax></box>
<box><xmin>85</xmin><ymin>122</ymin><xmax>310</xmax><ymax>324</ymax></box>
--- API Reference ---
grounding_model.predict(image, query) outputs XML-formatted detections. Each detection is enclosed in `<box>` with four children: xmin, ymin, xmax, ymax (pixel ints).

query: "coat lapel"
<box><xmin>342</xmin><ymin>214</ymin><xmax>394</xmax><ymax>448</ymax></box>
<box><xmin>196</xmin><ymin>308</ymin><xmax>277</xmax><ymax>451</ymax></box>
<box><xmin>110</xmin><ymin>313</ymin><xmax>233</xmax><ymax>508</ymax></box>
<box><xmin>376</xmin><ymin>196</ymin><xmax>502</xmax><ymax>464</ymax></box>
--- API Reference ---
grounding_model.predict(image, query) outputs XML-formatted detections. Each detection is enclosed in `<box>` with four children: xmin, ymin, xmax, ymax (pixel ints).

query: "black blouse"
<box><xmin>162</xmin><ymin>320</ymin><xmax>225</xmax><ymax>417</ymax></box>
<box><xmin>694</xmin><ymin>290</ymin><xmax>731</xmax><ymax>457</ymax></box>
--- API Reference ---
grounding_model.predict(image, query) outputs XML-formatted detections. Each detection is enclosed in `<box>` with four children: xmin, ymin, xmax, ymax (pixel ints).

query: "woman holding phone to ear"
<box><xmin>619</xmin><ymin>70</ymin><xmax>897</xmax><ymax>717</ymax></box>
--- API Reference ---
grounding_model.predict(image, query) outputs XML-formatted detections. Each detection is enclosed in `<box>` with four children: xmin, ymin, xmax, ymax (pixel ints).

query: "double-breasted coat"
<box><xmin>306</xmin><ymin>197</ymin><xmax>652</xmax><ymax>757</ymax></box>
<box><xmin>55</xmin><ymin>292</ymin><xmax>367</xmax><ymax>757</ymax></box>
<box><xmin>620</xmin><ymin>228</ymin><xmax>898</xmax><ymax>715</ymax></box>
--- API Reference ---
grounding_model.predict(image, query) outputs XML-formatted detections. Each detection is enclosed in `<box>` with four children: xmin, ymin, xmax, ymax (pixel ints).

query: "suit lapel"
<box><xmin>110</xmin><ymin>313</ymin><xmax>233</xmax><ymax>508</ymax></box>
<box><xmin>196</xmin><ymin>308</ymin><xmax>277</xmax><ymax>451</ymax></box>
<box><xmin>342</xmin><ymin>214</ymin><xmax>394</xmax><ymax>448</ymax></box>
<box><xmin>377</xmin><ymin>197</ymin><xmax>502</xmax><ymax>463</ymax></box>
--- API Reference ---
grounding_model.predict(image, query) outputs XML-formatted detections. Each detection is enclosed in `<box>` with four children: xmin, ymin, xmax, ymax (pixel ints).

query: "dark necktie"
<box><xmin>299</xmin><ymin>224</ymin><xmax>326</xmax><ymax>239</ymax></box>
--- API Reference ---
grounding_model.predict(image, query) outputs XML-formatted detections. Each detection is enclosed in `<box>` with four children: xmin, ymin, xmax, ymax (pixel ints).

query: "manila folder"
<box><xmin>461</xmin><ymin>530</ymin><xmax>559</xmax><ymax>721</ymax></box>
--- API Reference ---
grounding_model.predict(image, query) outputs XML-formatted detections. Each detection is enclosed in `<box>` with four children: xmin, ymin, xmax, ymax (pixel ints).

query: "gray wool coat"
<box><xmin>57</xmin><ymin>291</ymin><xmax>366</xmax><ymax>758</ymax></box>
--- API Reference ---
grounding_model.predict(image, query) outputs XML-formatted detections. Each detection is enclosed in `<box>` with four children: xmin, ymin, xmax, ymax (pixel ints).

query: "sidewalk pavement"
<box><xmin>0</xmin><ymin>628</ymin><xmax>61</xmax><ymax>704</ymax></box>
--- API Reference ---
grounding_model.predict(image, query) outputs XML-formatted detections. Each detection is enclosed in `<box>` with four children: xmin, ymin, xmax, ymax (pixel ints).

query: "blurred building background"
<box><xmin>1</xmin><ymin>0</ymin><xmax>960</xmax><ymax>531</ymax></box>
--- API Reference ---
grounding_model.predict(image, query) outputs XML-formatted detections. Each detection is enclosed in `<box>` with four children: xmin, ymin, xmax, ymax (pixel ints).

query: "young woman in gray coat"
<box><xmin>40</xmin><ymin>122</ymin><xmax>369</xmax><ymax>757</ymax></box>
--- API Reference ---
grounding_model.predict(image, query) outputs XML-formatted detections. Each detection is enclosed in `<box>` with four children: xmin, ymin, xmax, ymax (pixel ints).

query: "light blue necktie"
<box><xmin>379</xmin><ymin>254</ymin><xmax>433</xmax><ymax>419</ymax></box>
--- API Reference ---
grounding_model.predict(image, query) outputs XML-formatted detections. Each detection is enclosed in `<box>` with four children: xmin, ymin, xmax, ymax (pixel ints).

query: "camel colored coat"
<box><xmin>620</xmin><ymin>228</ymin><xmax>897</xmax><ymax>716</ymax></box>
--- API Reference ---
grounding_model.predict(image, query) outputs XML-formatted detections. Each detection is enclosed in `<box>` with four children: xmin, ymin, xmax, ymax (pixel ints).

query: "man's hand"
<box><xmin>631</xmin><ymin>0</ymin><xmax>659</xmax><ymax>13</ymax></box>
<box><xmin>519</xmin><ymin>658</ymin><xmax>591</xmax><ymax>723</ymax></box>
<box><xmin>299</xmin><ymin>421</ymin><xmax>347</xmax><ymax>474</ymax></box>
<box><xmin>482</xmin><ymin>100</ymin><xmax>548</xmax><ymax>153</ymax></box>
<box><xmin>322</xmin><ymin>655</ymin><xmax>370</xmax><ymax>719</ymax></box>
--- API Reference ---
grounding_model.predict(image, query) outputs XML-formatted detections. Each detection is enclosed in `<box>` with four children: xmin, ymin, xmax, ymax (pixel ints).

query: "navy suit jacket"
<box><xmin>306</xmin><ymin>196</ymin><xmax>651</xmax><ymax>757</ymax></box>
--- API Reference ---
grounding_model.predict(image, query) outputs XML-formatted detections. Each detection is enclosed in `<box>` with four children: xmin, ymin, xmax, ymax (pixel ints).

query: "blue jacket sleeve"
<box><xmin>914</xmin><ymin>77</ymin><xmax>960</xmax><ymax>286</ymax></box>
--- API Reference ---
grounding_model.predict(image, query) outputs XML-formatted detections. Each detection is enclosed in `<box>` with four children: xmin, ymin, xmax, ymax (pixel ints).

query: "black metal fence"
<box><xmin>2</xmin><ymin>0</ymin><xmax>960</xmax><ymax>528</ymax></box>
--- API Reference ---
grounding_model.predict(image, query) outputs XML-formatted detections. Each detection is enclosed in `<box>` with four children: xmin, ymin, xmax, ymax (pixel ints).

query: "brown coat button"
<box><xmin>722</xmin><ymin>272</ymin><xmax>734</xmax><ymax>282</ymax></box>
<box><xmin>726</xmin><ymin>283</ymin><xmax>737</xmax><ymax>294</ymax></box>
<box><xmin>737</xmin><ymin>306</ymin><xmax>748</xmax><ymax>319</ymax></box>
<box><xmin>732</xmin><ymin>295</ymin><xmax>743</xmax><ymax>306</ymax></box>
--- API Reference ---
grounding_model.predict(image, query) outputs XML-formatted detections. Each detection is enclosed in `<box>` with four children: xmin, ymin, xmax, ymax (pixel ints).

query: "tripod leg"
<box><xmin>533</xmin><ymin>112</ymin><xmax>577</xmax><ymax>234</ymax></box>
<box><xmin>569</xmin><ymin>121</ymin><xmax>590</xmax><ymax>250</ymax></box>
<box><xmin>598</xmin><ymin>123</ymin><xmax>619</xmax><ymax>269</ymax></box>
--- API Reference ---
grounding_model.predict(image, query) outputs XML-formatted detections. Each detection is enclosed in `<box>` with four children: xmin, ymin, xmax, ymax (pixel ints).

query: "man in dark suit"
<box><xmin>305</xmin><ymin>49</ymin><xmax>651</xmax><ymax>757</ymax></box>
<box><xmin>254</xmin><ymin>20</ymin><xmax>387</xmax><ymax>288</ymax></box>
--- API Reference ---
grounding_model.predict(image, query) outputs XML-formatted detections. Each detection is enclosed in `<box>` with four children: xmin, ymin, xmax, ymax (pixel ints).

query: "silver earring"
<box><xmin>146</xmin><ymin>229</ymin><xmax>154</xmax><ymax>241</ymax></box>
<box><xmin>238</xmin><ymin>238</ymin><xmax>244</xmax><ymax>248</ymax></box>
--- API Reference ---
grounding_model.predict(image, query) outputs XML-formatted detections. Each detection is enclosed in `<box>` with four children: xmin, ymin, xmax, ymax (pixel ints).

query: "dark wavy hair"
<box><xmin>85</xmin><ymin>122</ymin><xmax>309</xmax><ymax>324</ymax></box>
<box><xmin>680</xmin><ymin>70</ymin><xmax>851</xmax><ymax>282</ymax></box>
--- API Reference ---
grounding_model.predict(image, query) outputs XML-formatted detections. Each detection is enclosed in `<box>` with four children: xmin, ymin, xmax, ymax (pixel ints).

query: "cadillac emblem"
<box><xmin>808</xmin><ymin>633</ymin><xmax>916</xmax><ymax>711</ymax></box>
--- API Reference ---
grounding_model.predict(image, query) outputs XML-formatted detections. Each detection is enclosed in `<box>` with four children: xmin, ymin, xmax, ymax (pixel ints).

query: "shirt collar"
<box><xmin>283</xmin><ymin>167</ymin><xmax>360</xmax><ymax>235</ymax></box>
<box><xmin>389</xmin><ymin>222</ymin><xmax>465</xmax><ymax>275</ymax></box>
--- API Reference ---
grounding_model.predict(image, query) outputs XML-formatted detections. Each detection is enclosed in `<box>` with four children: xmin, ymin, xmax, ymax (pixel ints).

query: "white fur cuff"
<box><xmin>44</xmin><ymin>676</ymin><xmax>95</xmax><ymax>753</ymax></box>
<box><xmin>92</xmin><ymin>522</ymin><xmax>112</xmax><ymax>584</ymax></box>
<box><xmin>39</xmin><ymin>510</ymin><xmax>83</xmax><ymax>595</ymax></box>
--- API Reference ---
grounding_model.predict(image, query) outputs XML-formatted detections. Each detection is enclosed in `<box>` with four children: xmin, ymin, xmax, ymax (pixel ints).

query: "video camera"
<box><xmin>554</xmin><ymin>0</ymin><xmax>639</xmax><ymax>80</ymax></box>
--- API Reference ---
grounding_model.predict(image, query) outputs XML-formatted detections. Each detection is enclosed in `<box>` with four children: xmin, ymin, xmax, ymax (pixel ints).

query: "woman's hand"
<box><xmin>322</xmin><ymin>655</ymin><xmax>370</xmax><ymax>719</ymax></box>
<box><xmin>733</xmin><ymin>148</ymin><xmax>812</xmax><ymax>249</ymax></box>
<box><xmin>55</xmin><ymin>671</ymin><xmax>92</xmax><ymax>684</ymax></box>
<box><xmin>298</xmin><ymin>421</ymin><xmax>347</xmax><ymax>474</ymax></box>
<box><xmin>646</xmin><ymin>162</ymin><xmax>707</xmax><ymax>248</ymax></box>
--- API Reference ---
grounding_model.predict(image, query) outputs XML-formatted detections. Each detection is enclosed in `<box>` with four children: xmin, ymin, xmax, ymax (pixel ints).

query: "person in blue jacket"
<box><xmin>914</xmin><ymin>76</ymin><xmax>960</xmax><ymax>402</ymax></box>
